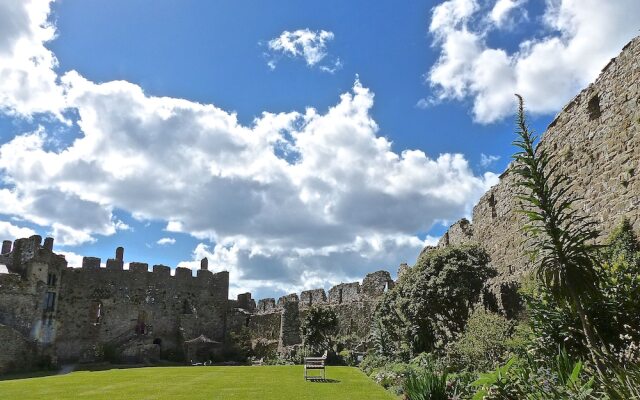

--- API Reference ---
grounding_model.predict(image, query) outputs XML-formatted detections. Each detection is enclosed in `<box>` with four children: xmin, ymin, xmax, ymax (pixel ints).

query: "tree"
<box><xmin>373</xmin><ymin>244</ymin><xmax>495</xmax><ymax>358</ymax></box>
<box><xmin>512</xmin><ymin>95</ymin><xmax>603</xmax><ymax>363</ymax></box>
<box><xmin>300</xmin><ymin>306</ymin><xmax>338</xmax><ymax>355</ymax></box>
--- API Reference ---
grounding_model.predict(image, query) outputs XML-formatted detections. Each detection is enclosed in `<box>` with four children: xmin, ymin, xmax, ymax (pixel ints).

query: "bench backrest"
<box><xmin>304</xmin><ymin>351</ymin><xmax>327</xmax><ymax>366</ymax></box>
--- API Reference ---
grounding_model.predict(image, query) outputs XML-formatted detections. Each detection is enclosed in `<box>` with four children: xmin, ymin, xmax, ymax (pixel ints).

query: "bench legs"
<box><xmin>304</xmin><ymin>367</ymin><xmax>326</xmax><ymax>381</ymax></box>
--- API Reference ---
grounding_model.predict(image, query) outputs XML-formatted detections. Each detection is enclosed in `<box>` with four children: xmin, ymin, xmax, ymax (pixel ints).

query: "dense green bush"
<box><xmin>373</xmin><ymin>245</ymin><xmax>495</xmax><ymax>358</ymax></box>
<box><xmin>444</xmin><ymin>308</ymin><xmax>515</xmax><ymax>372</ymax></box>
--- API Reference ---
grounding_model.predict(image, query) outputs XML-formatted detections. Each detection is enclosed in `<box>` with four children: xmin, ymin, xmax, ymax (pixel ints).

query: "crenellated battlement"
<box><xmin>253</xmin><ymin>270</ymin><xmax>394</xmax><ymax>314</ymax></box>
<box><xmin>71</xmin><ymin>246</ymin><xmax>229</xmax><ymax>287</ymax></box>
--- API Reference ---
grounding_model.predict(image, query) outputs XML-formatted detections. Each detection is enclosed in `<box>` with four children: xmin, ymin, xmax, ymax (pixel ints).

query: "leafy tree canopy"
<box><xmin>300</xmin><ymin>306</ymin><xmax>338</xmax><ymax>355</ymax></box>
<box><xmin>373</xmin><ymin>244</ymin><xmax>495</xmax><ymax>358</ymax></box>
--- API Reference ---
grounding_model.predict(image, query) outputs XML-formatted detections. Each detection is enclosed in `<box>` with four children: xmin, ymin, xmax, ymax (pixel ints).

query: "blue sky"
<box><xmin>0</xmin><ymin>0</ymin><xmax>638</xmax><ymax>299</ymax></box>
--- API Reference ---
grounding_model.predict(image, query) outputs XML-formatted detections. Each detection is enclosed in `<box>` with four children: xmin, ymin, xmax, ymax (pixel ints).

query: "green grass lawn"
<box><xmin>0</xmin><ymin>365</ymin><xmax>395</xmax><ymax>399</ymax></box>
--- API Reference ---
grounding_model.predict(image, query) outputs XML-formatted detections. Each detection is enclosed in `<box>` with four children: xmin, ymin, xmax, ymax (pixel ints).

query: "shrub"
<box><xmin>471</xmin><ymin>350</ymin><xmax>595</xmax><ymax>399</ymax></box>
<box><xmin>373</xmin><ymin>245</ymin><xmax>495</xmax><ymax>358</ymax></box>
<box><xmin>300</xmin><ymin>306</ymin><xmax>338</xmax><ymax>355</ymax></box>
<box><xmin>522</xmin><ymin>219</ymin><xmax>640</xmax><ymax>364</ymax></box>
<box><xmin>444</xmin><ymin>308</ymin><xmax>515</xmax><ymax>372</ymax></box>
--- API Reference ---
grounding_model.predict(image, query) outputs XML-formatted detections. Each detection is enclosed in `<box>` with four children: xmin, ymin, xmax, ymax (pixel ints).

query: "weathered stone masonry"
<box><xmin>0</xmin><ymin>234</ymin><xmax>395</xmax><ymax>372</ymax></box>
<box><xmin>244</xmin><ymin>270</ymin><xmax>395</xmax><ymax>355</ymax></box>
<box><xmin>0</xmin><ymin>236</ymin><xmax>230</xmax><ymax>372</ymax></box>
<box><xmin>436</xmin><ymin>36</ymin><xmax>640</xmax><ymax>313</ymax></box>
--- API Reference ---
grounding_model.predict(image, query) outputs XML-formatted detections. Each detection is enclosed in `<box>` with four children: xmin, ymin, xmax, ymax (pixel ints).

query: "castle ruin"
<box><xmin>0</xmin><ymin>235</ymin><xmax>394</xmax><ymax>373</ymax></box>
<box><xmin>1</xmin><ymin>36</ymin><xmax>638</xmax><ymax>374</ymax></box>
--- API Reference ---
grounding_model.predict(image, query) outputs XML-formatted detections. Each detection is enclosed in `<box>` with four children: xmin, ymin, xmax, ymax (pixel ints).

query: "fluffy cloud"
<box><xmin>490</xmin><ymin>0</ymin><xmax>526</xmax><ymax>28</ymax></box>
<box><xmin>178</xmin><ymin>234</ymin><xmax>440</xmax><ymax>298</ymax></box>
<box><xmin>266</xmin><ymin>29</ymin><xmax>342</xmax><ymax>73</ymax></box>
<box><xmin>0</xmin><ymin>0</ymin><xmax>66</xmax><ymax>117</ymax></box>
<box><xmin>0</xmin><ymin>220</ymin><xmax>37</xmax><ymax>241</ymax></box>
<box><xmin>0</xmin><ymin>1</ymin><xmax>498</xmax><ymax>296</ymax></box>
<box><xmin>480</xmin><ymin>153</ymin><xmax>500</xmax><ymax>168</ymax></box>
<box><xmin>157</xmin><ymin>237</ymin><xmax>176</xmax><ymax>246</ymax></box>
<box><xmin>427</xmin><ymin>0</ymin><xmax>640</xmax><ymax>123</ymax></box>
<box><xmin>57</xmin><ymin>250</ymin><xmax>83</xmax><ymax>269</ymax></box>
<box><xmin>0</xmin><ymin>73</ymin><xmax>497</xmax><ymax>294</ymax></box>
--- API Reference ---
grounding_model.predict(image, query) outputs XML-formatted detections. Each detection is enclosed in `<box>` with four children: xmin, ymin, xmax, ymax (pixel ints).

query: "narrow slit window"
<box><xmin>44</xmin><ymin>292</ymin><xmax>56</xmax><ymax>312</ymax></box>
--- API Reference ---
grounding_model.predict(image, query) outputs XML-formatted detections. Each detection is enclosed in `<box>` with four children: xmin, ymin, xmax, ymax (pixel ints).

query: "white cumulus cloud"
<box><xmin>480</xmin><ymin>153</ymin><xmax>500</xmax><ymax>168</ymax></box>
<box><xmin>0</xmin><ymin>220</ymin><xmax>37</xmax><ymax>241</ymax></box>
<box><xmin>157</xmin><ymin>237</ymin><xmax>176</xmax><ymax>246</ymax></box>
<box><xmin>266</xmin><ymin>29</ymin><xmax>342</xmax><ymax>73</ymax></box>
<box><xmin>0</xmin><ymin>0</ymin><xmax>66</xmax><ymax>118</ymax></box>
<box><xmin>490</xmin><ymin>0</ymin><xmax>527</xmax><ymax>28</ymax></box>
<box><xmin>427</xmin><ymin>0</ymin><xmax>640</xmax><ymax>123</ymax></box>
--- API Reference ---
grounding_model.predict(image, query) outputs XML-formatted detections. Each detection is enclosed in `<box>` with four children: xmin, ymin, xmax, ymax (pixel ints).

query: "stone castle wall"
<box><xmin>0</xmin><ymin>235</ymin><xmax>396</xmax><ymax>371</ymax></box>
<box><xmin>55</xmin><ymin>264</ymin><xmax>229</xmax><ymax>363</ymax></box>
<box><xmin>244</xmin><ymin>270</ymin><xmax>395</xmax><ymax>354</ymax></box>
<box><xmin>439</xmin><ymin>36</ymin><xmax>640</xmax><ymax>299</ymax></box>
<box><xmin>0</xmin><ymin>237</ymin><xmax>231</xmax><ymax>370</ymax></box>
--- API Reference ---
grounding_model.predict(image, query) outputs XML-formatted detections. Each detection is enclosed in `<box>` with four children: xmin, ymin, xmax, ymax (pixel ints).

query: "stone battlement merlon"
<box><xmin>0</xmin><ymin>237</ymin><xmax>230</xmax><ymax>291</ymax></box>
<box><xmin>253</xmin><ymin>270</ymin><xmax>394</xmax><ymax>313</ymax></box>
<box><xmin>73</xmin><ymin>260</ymin><xmax>229</xmax><ymax>283</ymax></box>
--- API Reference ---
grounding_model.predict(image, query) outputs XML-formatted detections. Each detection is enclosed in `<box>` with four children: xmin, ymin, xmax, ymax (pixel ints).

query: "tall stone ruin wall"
<box><xmin>55</xmin><ymin>265</ymin><xmax>229</xmax><ymax>362</ymax></box>
<box><xmin>242</xmin><ymin>270</ymin><xmax>395</xmax><ymax>354</ymax></box>
<box><xmin>0</xmin><ymin>237</ymin><xmax>232</xmax><ymax>371</ymax></box>
<box><xmin>438</xmin><ymin>36</ymin><xmax>640</xmax><ymax>302</ymax></box>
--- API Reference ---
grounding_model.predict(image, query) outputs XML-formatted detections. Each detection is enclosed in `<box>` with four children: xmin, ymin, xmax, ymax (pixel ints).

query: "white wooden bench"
<box><xmin>304</xmin><ymin>351</ymin><xmax>327</xmax><ymax>381</ymax></box>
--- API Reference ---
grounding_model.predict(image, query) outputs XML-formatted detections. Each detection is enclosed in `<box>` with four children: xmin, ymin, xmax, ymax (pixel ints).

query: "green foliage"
<box><xmin>360</xmin><ymin>352</ymin><xmax>473</xmax><ymax>399</ymax></box>
<box><xmin>373</xmin><ymin>245</ymin><xmax>495</xmax><ymax>358</ymax></box>
<box><xmin>252</xmin><ymin>338</ymin><xmax>278</xmax><ymax>361</ymax></box>
<box><xmin>300</xmin><ymin>306</ymin><xmax>338</xmax><ymax>355</ymax></box>
<box><xmin>472</xmin><ymin>350</ymin><xmax>595</xmax><ymax>399</ymax></box>
<box><xmin>370</xmin><ymin>319</ymin><xmax>394</xmax><ymax>358</ymax></box>
<box><xmin>403</xmin><ymin>368</ymin><xmax>448</xmax><ymax>400</ymax></box>
<box><xmin>599</xmin><ymin>219</ymin><xmax>640</xmax><ymax>364</ymax></box>
<box><xmin>359</xmin><ymin>352</ymin><xmax>391</xmax><ymax>376</ymax></box>
<box><xmin>224</xmin><ymin>327</ymin><xmax>253</xmax><ymax>362</ymax></box>
<box><xmin>337</xmin><ymin>350</ymin><xmax>357</xmax><ymax>366</ymax></box>
<box><xmin>522</xmin><ymin>219</ymin><xmax>640</xmax><ymax>365</ymax></box>
<box><xmin>595</xmin><ymin>363</ymin><xmax>640</xmax><ymax>399</ymax></box>
<box><xmin>504</xmin><ymin>98</ymin><xmax>640</xmax><ymax>398</ymax></box>
<box><xmin>445</xmin><ymin>308</ymin><xmax>515</xmax><ymax>372</ymax></box>
<box><xmin>512</xmin><ymin>95</ymin><xmax>601</xmax><ymax>305</ymax></box>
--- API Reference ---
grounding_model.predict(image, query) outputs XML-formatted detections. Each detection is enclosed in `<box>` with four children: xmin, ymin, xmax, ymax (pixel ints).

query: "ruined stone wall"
<box><xmin>247</xmin><ymin>270</ymin><xmax>395</xmax><ymax>353</ymax></box>
<box><xmin>0</xmin><ymin>273</ymin><xmax>40</xmax><ymax>338</ymax></box>
<box><xmin>55</xmin><ymin>264</ymin><xmax>229</xmax><ymax>363</ymax></box>
<box><xmin>438</xmin><ymin>37</ymin><xmax>640</xmax><ymax>300</ymax></box>
<box><xmin>0</xmin><ymin>236</ymin><xmax>67</xmax><ymax>371</ymax></box>
<box><xmin>437</xmin><ymin>218</ymin><xmax>473</xmax><ymax>248</ymax></box>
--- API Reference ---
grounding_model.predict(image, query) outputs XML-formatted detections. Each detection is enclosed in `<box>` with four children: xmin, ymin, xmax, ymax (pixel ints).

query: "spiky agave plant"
<box><xmin>511</xmin><ymin>95</ymin><xmax>603</xmax><ymax>363</ymax></box>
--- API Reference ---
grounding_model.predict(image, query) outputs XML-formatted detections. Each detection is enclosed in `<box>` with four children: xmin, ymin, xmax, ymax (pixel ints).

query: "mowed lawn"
<box><xmin>0</xmin><ymin>365</ymin><xmax>395</xmax><ymax>400</ymax></box>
